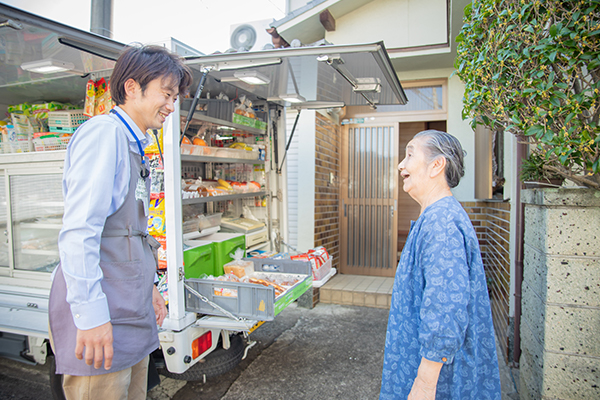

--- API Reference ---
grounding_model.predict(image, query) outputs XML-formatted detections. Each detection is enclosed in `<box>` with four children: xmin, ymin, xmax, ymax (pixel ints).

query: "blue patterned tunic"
<box><xmin>380</xmin><ymin>196</ymin><xmax>501</xmax><ymax>399</ymax></box>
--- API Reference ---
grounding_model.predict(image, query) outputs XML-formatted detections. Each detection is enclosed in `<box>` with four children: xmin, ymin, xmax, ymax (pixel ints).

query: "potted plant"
<box><xmin>520</xmin><ymin>153</ymin><xmax>565</xmax><ymax>188</ymax></box>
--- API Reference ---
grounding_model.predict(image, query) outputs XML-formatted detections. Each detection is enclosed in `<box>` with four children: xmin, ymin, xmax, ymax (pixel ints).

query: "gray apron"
<box><xmin>49</xmin><ymin>148</ymin><xmax>160</xmax><ymax>376</ymax></box>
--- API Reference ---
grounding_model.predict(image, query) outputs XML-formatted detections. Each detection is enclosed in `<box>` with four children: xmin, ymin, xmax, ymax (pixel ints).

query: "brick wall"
<box><xmin>462</xmin><ymin>200</ymin><xmax>511</xmax><ymax>363</ymax></box>
<box><xmin>314</xmin><ymin>112</ymin><xmax>340</xmax><ymax>272</ymax></box>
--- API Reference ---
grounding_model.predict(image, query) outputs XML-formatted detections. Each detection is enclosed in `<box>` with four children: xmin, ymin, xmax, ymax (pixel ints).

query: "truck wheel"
<box><xmin>159</xmin><ymin>334</ymin><xmax>245</xmax><ymax>381</ymax></box>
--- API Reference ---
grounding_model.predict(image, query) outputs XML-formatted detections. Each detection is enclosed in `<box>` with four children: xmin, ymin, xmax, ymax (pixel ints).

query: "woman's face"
<box><xmin>398</xmin><ymin>137</ymin><xmax>432</xmax><ymax>200</ymax></box>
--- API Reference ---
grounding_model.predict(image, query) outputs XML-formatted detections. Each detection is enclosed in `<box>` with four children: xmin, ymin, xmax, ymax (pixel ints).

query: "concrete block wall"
<box><xmin>520</xmin><ymin>188</ymin><xmax>600</xmax><ymax>400</ymax></box>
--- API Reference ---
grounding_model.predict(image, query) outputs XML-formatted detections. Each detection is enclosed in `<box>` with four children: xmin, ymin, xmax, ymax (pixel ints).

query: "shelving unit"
<box><xmin>182</xmin><ymin>191</ymin><xmax>267</xmax><ymax>205</ymax></box>
<box><xmin>181</xmin><ymin>155</ymin><xmax>265</xmax><ymax>165</ymax></box>
<box><xmin>180</xmin><ymin>110</ymin><xmax>267</xmax><ymax>136</ymax></box>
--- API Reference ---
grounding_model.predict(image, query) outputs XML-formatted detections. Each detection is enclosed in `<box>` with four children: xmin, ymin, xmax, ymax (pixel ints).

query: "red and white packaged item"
<box><xmin>291</xmin><ymin>246</ymin><xmax>331</xmax><ymax>281</ymax></box>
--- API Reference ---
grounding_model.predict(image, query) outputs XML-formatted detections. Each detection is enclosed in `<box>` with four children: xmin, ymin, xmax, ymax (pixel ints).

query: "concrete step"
<box><xmin>319</xmin><ymin>274</ymin><xmax>393</xmax><ymax>309</ymax></box>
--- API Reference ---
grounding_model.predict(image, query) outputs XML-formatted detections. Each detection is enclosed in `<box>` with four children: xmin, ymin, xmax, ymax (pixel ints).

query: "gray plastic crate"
<box><xmin>185</xmin><ymin>258</ymin><xmax>312</xmax><ymax>321</ymax></box>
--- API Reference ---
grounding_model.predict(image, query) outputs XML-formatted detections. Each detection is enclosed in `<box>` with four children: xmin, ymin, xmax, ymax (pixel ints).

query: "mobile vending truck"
<box><xmin>0</xmin><ymin>4</ymin><xmax>407</xmax><ymax>380</ymax></box>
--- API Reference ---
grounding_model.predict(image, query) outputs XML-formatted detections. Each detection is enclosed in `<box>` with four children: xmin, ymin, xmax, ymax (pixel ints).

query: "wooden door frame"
<box><xmin>339</xmin><ymin>121</ymin><xmax>400</xmax><ymax>277</ymax></box>
<box><xmin>338</xmin><ymin>79</ymin><xmax>449</xmax><ymax>276</ymax></box>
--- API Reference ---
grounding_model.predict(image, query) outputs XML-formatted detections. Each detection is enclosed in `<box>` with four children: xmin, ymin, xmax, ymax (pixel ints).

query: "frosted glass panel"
<box><xmin>11</xmin><ymin>174</ymin><xmax>63</xmax><ymax>272</ymax></box>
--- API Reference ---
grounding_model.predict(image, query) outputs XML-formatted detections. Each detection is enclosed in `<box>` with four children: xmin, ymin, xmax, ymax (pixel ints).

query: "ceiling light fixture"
<box><xmin>279</xmin><ymin>93</ymin><xmax>306</xmax><ymax>103</ymax></box>
<box><xmin>21</xmin><ymin>59</ymin><xmax>75</xmax><ymax>74</ymax></box>
<box><xmin>233</xmin><ymin>70</ymin><xmax>270</xmax><ymax>85</ymax></box>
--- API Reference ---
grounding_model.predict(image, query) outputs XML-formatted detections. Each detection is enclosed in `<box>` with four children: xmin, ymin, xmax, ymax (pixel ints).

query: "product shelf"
<box><xmin>21</xmin><ymin>249</ymin><xmax>59</xmax><ymax>256</ymax></box>
<box><xmin>180</xmin><ymin>110</ymin><xmax>266</xmax><ymax>136</ymax></box>
<box><xmin>181</xmin><ymin>154</ymin><xmax>265</xmax><ymax>165</ymax></box>
<box><xmin>18</xmin><ymin>223</ymin><xmax>62</xmax><ymax>230</ymax></box>
<box><xmin>182</xmin><ymin>191</ymin><xmax>267</xmax><ymax>205</ymax></box>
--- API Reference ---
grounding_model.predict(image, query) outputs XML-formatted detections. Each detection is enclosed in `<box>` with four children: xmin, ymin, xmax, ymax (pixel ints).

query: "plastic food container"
<box><xmin>185</xmin><ymin>258</ymin><xmax>313</xmax><ymax>321</ymax></box>
<box><xmin>199</xmin><ymin>213</ymin><xmax>222</xmax><ymax>230</ymax></box>
<box><xmin>180</xmin><ymin>144</ymin><xmax>214</xmax><ymax>156</ymax></box>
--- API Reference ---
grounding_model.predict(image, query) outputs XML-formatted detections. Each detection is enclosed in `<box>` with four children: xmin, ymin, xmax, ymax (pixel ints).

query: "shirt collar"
<box><xmin>112</xmin><ymin>106</ymin><xmax>151</xmax><ymax>148</ymax></box>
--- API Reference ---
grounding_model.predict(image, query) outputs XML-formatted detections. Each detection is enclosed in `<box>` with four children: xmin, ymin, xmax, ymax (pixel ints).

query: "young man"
<box><xmin>49</xmin><ymin>45</ymin><xmax>192</xmax><ymax>399</ymax></box>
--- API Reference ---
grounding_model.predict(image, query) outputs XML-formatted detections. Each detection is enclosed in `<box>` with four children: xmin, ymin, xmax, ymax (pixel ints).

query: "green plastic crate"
<box><xmin>201</xmin><ymin>233</ymin><xmax>246</xmax><ymax>276</ymax></box>
<box><xmin>183</xmin><ymin>241</ymin><xmax>214</xmax><ymax>279</ymax></box>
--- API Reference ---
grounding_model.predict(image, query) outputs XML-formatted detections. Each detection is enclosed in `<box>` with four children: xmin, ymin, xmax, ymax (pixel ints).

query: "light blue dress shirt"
<box><xmin>380</xmin><ymin>196</ymin><xmax>501</xmax><ymax>399</ymax></box>
<box><xmin>57</xmin><ymin>106</ymin><xmax>152</xmax><ymax>330</ymax></box>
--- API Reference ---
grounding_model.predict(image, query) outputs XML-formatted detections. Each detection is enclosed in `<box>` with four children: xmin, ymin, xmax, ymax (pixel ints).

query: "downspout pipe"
<box><xmin>90</xmin><ymin>0</ymin><xmax>113</xmax><ymax>38</ymax></box>
<box><xmin>513</xmin><ymin>138</ymin><xmax>527</xmax><ymax>367</ymax></box>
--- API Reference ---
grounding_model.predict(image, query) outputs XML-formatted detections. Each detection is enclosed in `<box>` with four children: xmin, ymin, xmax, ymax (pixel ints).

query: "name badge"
<box><xmin>135</xmin><ymin>177</ymin><xmax>149</xmax><ymax>215</ymax></box>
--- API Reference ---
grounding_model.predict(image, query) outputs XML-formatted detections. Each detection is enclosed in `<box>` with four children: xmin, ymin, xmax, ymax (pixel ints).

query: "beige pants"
<box><xmin>49</xmin><ymin>326</ymin><xmax>149</xmax><ymax>400</ymax></box>
<box><xmin>62</xmin><ymin>355</ymin><xmax>149</xmax><ymax>400</ymax></box>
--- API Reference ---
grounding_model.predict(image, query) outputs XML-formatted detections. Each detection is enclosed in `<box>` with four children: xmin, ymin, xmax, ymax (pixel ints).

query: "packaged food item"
<box><xmin>84</xmin><ymin>79</ymin><xmax>96</xmax><ymax>117</ymax></box>
<box><xmin>145</xmin><ymin>127</ymin><xmax>163</xmax><ymax>155</ymax></box>
<box><xmin>106</xmin><ymin>80</ymin><xmax>114</xmax><ymax>111</ymax></box>
<box><xmin>148</xmin><ymin>197</ymin><xmax>166</xmax><ymax>236</ymax></box>
<box><xmin>223</xmin><ymin>248</ymin><xmax>254</xmax><ymax>278</ymax></box>
<box><xmin>157</xmin><ymin>272</ymin><xmax>168</xmax><ymax>304</ymax></box>
<box><xmin>154</xmin><ymin>235</ymin><xmax>167</xmax><ymax>270</ymax></box>
<box><xmin>192</xmin><ymin>137</ymin><xmax>207</xmax><ymax>146</ymax></box>
<box><xmin>291</xmin><ymin>246</ymin><xmax>331</xmax><ymax>280</ymax></box>
<box><xmin>94</xmin><ymin>78</ymin><xmax>110</xmax><ymax>115</ymax></box>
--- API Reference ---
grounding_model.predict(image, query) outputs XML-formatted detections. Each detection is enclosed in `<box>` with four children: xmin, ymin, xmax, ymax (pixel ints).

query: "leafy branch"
<box><xmin>455</xmin><ymin>0</ymin><xmax>600</xmax><ymax>189</ymax></box>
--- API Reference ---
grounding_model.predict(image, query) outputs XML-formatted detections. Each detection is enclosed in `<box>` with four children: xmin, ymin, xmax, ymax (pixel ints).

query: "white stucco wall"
<box><xmin>325</xmin><ymin>0</ymin><xmax>447</xmax><ymax>48</ymax></box>
<box><xmin>286</xmin><ymin>109</ymin><xmax>316</xmax><ymax>252</ymax></box>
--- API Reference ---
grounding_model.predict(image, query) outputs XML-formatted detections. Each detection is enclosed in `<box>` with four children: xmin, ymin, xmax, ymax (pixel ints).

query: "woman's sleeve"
<box><xmin>417</xmin><ymin>210</ymin><xmax>470</xmax><ymax>365</ymax></box>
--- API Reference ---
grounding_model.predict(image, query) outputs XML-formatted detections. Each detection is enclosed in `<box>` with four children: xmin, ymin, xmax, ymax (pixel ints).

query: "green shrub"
<box><xmin>455</xmin><ymin>0</ymin><xmax>600</xmax><ymax>189</ymax></box>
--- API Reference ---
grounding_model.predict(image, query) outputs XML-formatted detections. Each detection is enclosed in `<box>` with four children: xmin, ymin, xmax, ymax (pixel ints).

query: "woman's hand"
<box><xmin>408</xmin><ymin>357</ymin><xmax>443</xmax><ymax>400</ymax></box>
<box><xmin>408</xmin><ymin>375</ymin><xmax>437</xmax><ymax>400</ymax></box>
<box><xmin>152</xmin><ymin>285</ymin><xmax>167</xmax><ymax>326</ymax></box>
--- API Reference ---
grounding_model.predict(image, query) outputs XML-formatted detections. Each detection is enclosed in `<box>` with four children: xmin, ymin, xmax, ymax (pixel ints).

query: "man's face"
<box><xmin>134</xmin><ymin>77</ymin><xmax>179</xmax><ymax>132</ymax></box>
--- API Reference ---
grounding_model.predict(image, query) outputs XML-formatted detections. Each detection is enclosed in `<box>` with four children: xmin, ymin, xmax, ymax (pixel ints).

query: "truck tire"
<box><xmin>159</xmin><ymin>334</ymin><xmax>245</xmax><ymax>381</ymax></box>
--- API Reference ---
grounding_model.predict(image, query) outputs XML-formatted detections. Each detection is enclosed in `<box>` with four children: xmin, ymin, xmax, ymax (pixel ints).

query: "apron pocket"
<box><xmin>100</xmin><ymin>260</ymin><xmax>149</xmax><ymax>322</ymax></box>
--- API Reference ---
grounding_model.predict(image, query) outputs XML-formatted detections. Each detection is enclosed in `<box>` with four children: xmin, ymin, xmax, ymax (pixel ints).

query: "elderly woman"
<box><xmin>380</xmin><ymin>130</ymin><xmax>501</xmax><ymax>400</ymax></box>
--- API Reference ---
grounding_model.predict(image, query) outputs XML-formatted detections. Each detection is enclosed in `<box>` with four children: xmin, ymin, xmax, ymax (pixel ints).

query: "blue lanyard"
<box><xmin>110</xmin><ymin>109</ymin><xmax>150</xmax><ymax>179</ymax></box>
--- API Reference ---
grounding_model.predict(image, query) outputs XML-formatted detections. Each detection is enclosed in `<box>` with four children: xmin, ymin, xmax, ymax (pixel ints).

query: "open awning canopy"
<box><xmin>0</xmin><ymin>4</ymin><xmax>123</xmax><ymax>106</ymax></box>
<box><xmin>0</xmin><ymin>3</ymin><xmax>407</xmax><ymax>110</ymax></box>
<box><xmin>184</xmin><ymin>42</ymin><xmax>408</xmax><ymax>109</ymax></box>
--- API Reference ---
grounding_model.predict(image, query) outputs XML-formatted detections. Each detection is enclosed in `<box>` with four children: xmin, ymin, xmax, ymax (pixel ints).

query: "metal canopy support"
<box><xmin>317</xmin><ymin>55</ymin><xmax>379</xmax><ymax>109</ymax></box>
<box><xmin>276</xmin><ymin>110</ymin><xmax>301</xmax><ymax>175</ymax></box>
<box><xmin>180</xmin><ymin>67</ymin><xmax>212</xmax><ymax>144</ymax></box>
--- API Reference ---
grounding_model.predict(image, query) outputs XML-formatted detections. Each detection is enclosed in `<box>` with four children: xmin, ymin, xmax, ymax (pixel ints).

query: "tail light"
<box><xmin>192</xmin><ymin>331</ymin><xmax>212</xmax><ymax>359</ymax></box>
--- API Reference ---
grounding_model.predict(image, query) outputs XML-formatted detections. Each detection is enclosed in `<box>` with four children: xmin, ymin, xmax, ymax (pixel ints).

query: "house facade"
<box><xmin>271</xmin><ymin>0</ymin><xmax>522</xmax><ymax>365</ymax></box>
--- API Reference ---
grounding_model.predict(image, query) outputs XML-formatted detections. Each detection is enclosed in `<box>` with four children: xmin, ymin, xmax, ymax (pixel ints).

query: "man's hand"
<box><xmin>152</xmin><ymin>285</ymin><xmax>167</xmax><ymax>326</ymax></box>
<box><xmin>74</xmin><ymin>322</ymin><xmax>113</xmax><ymax>370</ymax></box>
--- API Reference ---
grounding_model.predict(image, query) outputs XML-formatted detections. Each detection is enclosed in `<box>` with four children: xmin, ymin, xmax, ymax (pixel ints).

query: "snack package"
<box><xmin>106</xmin><ymin>80</ymin><xmax>114</xmax><ymax>111</ymax></box>
<box><xmin>84</xmin><ymin>79</ymin><xmax>96</xmax><ymax>117</ymax></box>
<box><xmin>145</xmin><ymin>127</ymin><xmax>163</xmax><ymax>155</ymax></box>
<box><xmin>148</xmin><ymin>197</ymin><xmax>166</xmax><ymax>236</ymax></box>
<box><xmin>94</xmin><ymin>78</ymin><xmax>110</xmax><ymax>115</ymax></box>
<box><xmin>291</xmin><ymin>246</ymin><xmax>331</xmax><ymax>281</ymax></box>
<box><xmin>157</xmin><ymin>272</ymin><xmax>168</xmax><ymax>304</ymax></box>
<box><xmin>223</xmin><ymin>248</ymin><xmax>254</xmax><ymax>278</ymax></box>
<box><xmin>155</xmin><ymin>235</ymin><xmax>167</xmax><ymax>270</ymax></box>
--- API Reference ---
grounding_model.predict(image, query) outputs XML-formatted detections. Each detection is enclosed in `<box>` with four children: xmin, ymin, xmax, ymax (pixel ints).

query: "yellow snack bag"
<box><xmin>148</xmin><ymin>196</ymin><xmax>166</xmax><ymax>236</ymax></box>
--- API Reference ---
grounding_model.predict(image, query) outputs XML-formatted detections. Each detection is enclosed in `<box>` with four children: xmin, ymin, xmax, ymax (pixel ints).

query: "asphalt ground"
<box><xmin>0</xmin><ymin>303</ymin><xmax>518</xmax><ymax>399</ymax></box>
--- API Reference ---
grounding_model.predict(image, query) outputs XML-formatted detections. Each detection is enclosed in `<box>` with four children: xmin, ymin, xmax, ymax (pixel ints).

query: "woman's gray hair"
<box><xmin>414</xmin><ymin>130</ymin><xmax>466</xmax><ymax>188</ymax></box>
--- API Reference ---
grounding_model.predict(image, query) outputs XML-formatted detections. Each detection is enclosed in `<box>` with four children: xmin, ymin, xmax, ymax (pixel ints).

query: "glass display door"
<box><xmin>10</xmin><ymin>173</ymin><xmax>63</xmax><ymax>273</ymax></box>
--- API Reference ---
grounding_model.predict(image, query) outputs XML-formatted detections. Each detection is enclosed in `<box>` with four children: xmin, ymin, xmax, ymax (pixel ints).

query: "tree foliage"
<box><xmin>455</xmin><ymin>0</ymin><xmax>600</xmax><ymax>188</ymax></box>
